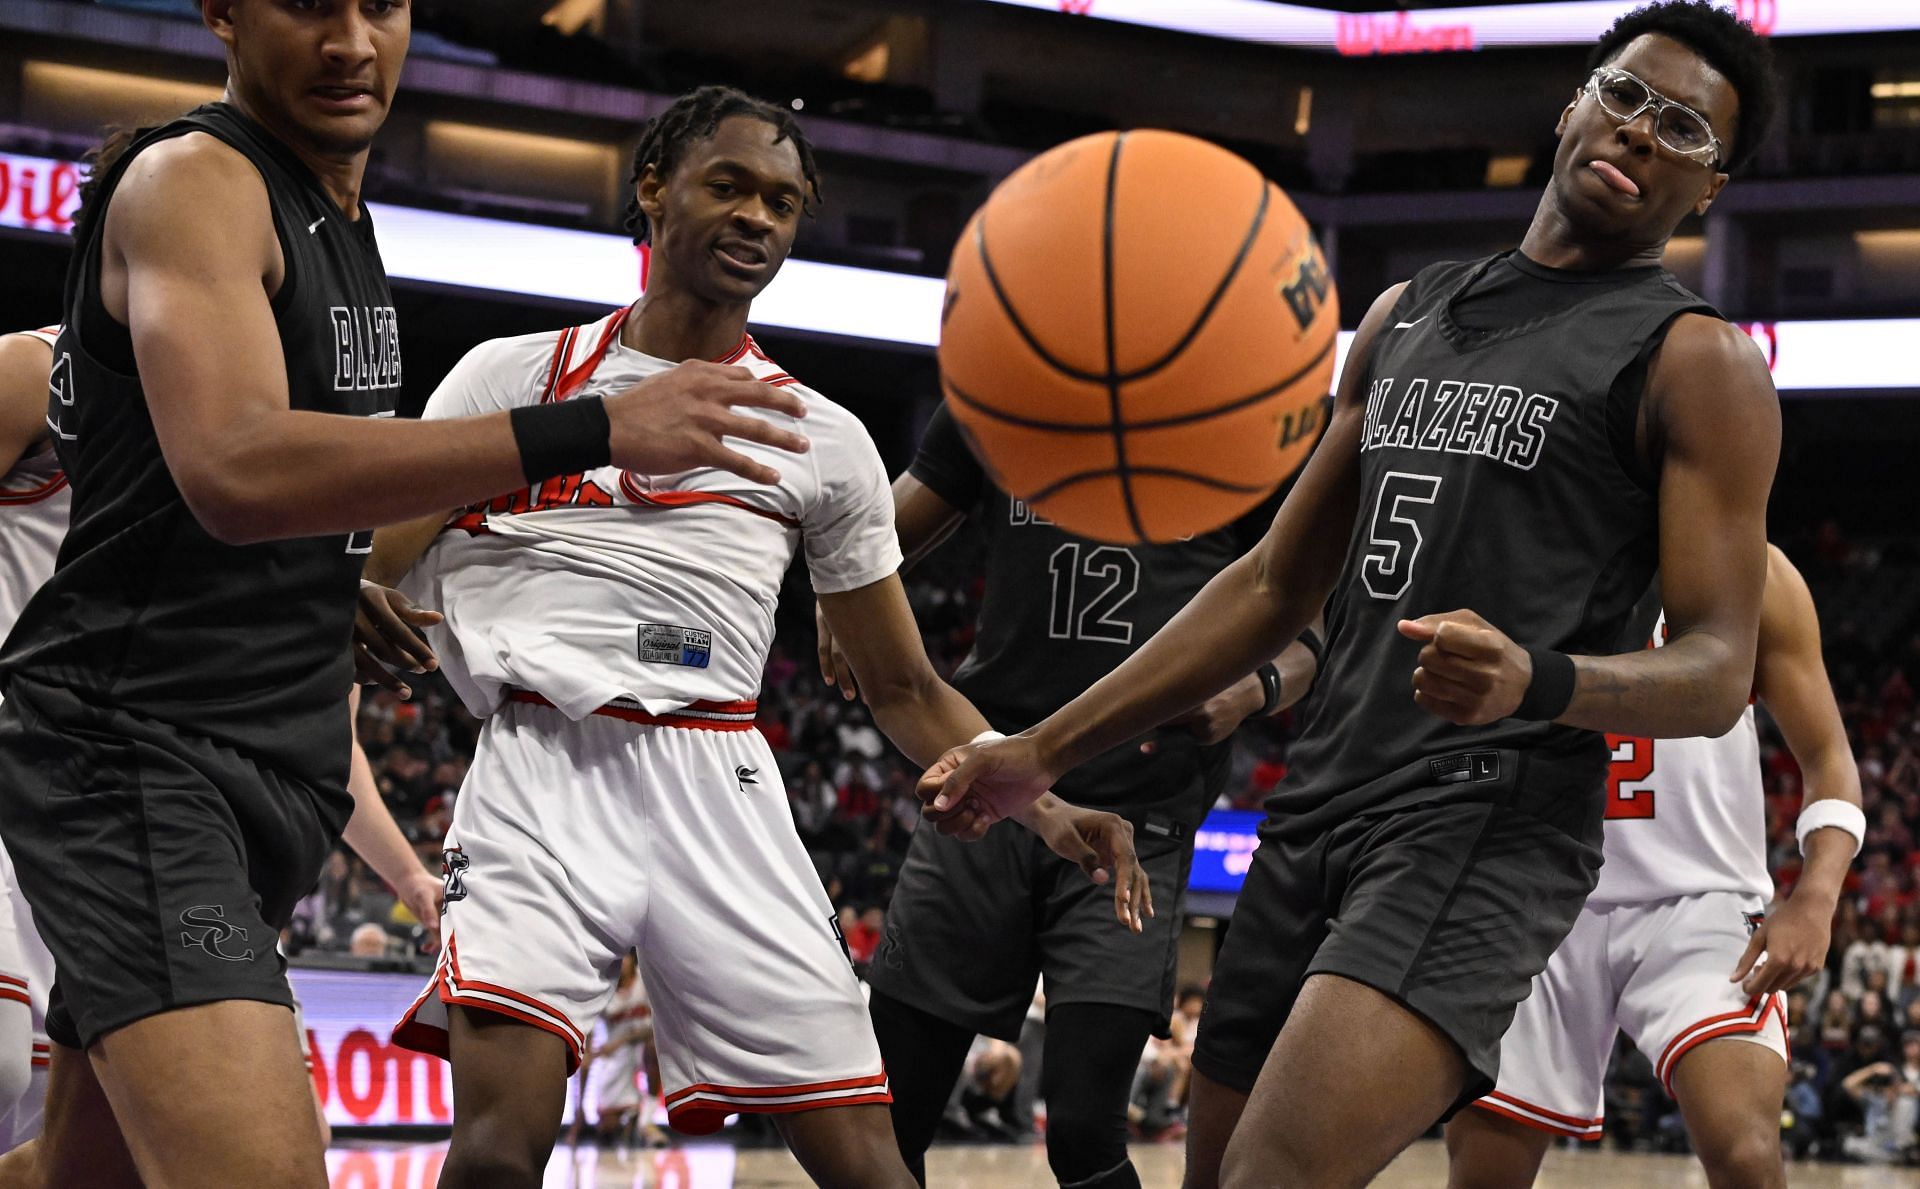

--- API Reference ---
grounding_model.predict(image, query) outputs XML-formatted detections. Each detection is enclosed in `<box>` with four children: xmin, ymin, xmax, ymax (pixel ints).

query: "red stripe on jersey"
<box><xmin>508</xmin><ymin>690</ymin><xmax>758</xmax><ymax>732</ymax></box>
<box><xmin>664</xmin><ymin>1070</ymin><xmax>890</xmax><ymax>1106</ymax></box>
<box><xmin>0</xmin><ymin>473</ymin><xmax>68</xmax><ymax>505</ymax></box>
<box><xmin>615</xmin><ymin>472</ymin><xmax>799</xmax><ymax>527</ymax></box>
<box><xmin>1469</xmin><ymin>1098</ymin><xmax>1603</xmax><ymax>1140</ymax></box>
<box><xmin>1481</xmin><ymin>1090</ymin><xmax>1602</xmax><ymax>1131</ymax></box>
<box><xmin>539</xmin><ymin>327</ymin><xmax>577</xmax><ymax>405</ymax></box>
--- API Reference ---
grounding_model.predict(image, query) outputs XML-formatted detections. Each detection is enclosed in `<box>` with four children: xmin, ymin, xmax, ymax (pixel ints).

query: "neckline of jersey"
<box><xmin>557</xmin><ymin>304</ymin><xmax>757</xmax><ymax>401</ymax></box>
<box><xmin>1435</xmin><ymin>251</ymin><xmax>1662</xmax><ymax>352</ymax></box>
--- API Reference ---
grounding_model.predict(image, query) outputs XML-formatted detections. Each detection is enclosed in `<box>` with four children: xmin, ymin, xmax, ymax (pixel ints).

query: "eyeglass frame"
<box><xmin>1581</xmin><ymin>66</ymin><xmax>1725</xmax><ymax>171</ymax></box>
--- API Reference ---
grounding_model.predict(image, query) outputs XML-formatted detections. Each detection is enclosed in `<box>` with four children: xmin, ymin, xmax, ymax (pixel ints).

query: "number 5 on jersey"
<box><xmin>1362</xmin><ymin>472</ymin><xmax>1442</xmax><ymax>601</ymax></box>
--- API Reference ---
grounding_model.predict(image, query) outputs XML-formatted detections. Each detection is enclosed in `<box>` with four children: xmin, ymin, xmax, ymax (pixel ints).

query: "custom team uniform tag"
<box><xmin>637</xmin><ymin>624</ymin><xmax>711</xmax><ymax>668</ymax></box>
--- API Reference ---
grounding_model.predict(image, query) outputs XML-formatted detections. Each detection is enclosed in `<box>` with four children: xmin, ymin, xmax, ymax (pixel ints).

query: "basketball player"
<box><xmin>358</xmin><ymin>87</ymin><xmax>1148</xmax><ymax>1189</ymax></box>
<box><xmin>920</xmin><ymin>4</ymin><xmax>1783</xmax><ymax>1185</ymax></box>
<box><xmin>0</xmin><ymin>6</ymin><xmax>820</xmax><ymax>1186</ymax></box>
<box><xmin>813</xmin><ymin>407</ymin><xmax>1321</xmax><ymax>1189</ymax></box>
<box><xmin>1446</xmin><ymin>546</ymin><xmax>1861</xmax><ymax>1188</ymax></box>
<box><xmin>0</xmin><ymin>327</ymin><xmax>442</xmax><ymax>1154</ymax></box>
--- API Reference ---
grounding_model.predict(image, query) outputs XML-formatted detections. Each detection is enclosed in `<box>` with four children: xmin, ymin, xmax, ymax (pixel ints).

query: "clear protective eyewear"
<box><xmin>1583</xmin><ymin>67</ymin><xmax>1724</xmax><ymax>170</ymax></box>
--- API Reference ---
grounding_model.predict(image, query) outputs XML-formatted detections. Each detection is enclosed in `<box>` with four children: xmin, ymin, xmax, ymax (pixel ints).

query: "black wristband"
<box><xmin>510</xmin><ymin>397</ymin><xmax>611</xmax><ymax>485</ymax></box>
<box><xmin>1256</xmin><ymin>662</ymin><xmax>1283</xmax><ymax>717</ymax></box>
<box><xmin>1514</xmin><ymin>647</ymin><xmax>1576</xmax><ymax>721</ymax></box>
<box><xmin>1296</xmin><ymin>626</ymin><xmax>1325</xmax><ymax>668</ymax></box>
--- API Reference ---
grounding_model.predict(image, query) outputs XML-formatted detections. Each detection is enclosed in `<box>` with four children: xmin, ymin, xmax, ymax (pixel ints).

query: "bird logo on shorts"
<box><xmin>443</xmin><ymin>847</ymin><xmax>470</xmax><ymax>902</ymax></box>
<box><xmin>735</xmin><ymin>765</ymin><xmax>759</xmax><ymax>791</ymax></box>
<box><xmin>179</xmin><ymin>906</ymin><xmax>254</xmax><ymax>963</ymax></box>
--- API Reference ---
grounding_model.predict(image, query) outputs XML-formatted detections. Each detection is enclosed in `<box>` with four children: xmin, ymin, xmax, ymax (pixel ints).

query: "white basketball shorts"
<box><xmin>0</xmin><ymin>839</ymin><xmax>52</xmax><ymax>1150</ymax></box>
<box><xmin>1473</xmin><ymin>889</ymin><xmax>1788</xmax><ymax>1139</ymax></box>
<box><xmin>392</xmin><ymin>693</ymin><xmax>889</xmax><ymax>1134</ymax></box>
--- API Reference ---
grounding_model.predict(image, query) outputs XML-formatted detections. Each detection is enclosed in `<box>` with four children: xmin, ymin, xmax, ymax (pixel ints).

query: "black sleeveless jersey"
<box><xmin>910</xmin><ymin>403</ymin><xmax>1287</xmax><ymax>814</ymax></box>
<box><xmin>1269</xmin><ymin>253</ymin><xmax>1712</xmax><ymax>839</ymax></box>
<box><xmin>0</xmin><ymin>104</ymin><xmax>399</xmax><ymax>791</ymax></box>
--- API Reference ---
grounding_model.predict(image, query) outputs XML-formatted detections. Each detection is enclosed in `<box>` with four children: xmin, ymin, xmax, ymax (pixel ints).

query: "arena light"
<box><xmin>2</xmin><ymin>148</ymin><xmax>1913</xmax><ymax>389</ymax></box>
<box><xmin>979</xmin><ymin>1</ymin><xmax>1920</xmax><ymax>54</ymax></box>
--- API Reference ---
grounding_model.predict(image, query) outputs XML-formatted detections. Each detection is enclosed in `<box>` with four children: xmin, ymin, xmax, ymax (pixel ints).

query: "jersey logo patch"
<box><xmin>442</xmin><ymin>848</ymin><xmax>470</xmax><ymax>902</ymax></box>
<box><xmin>638</xmin><ymin>624</ymin><xmax>711</xmax><ymax>668</ymax></box>
<box><xmin>1428</xmin><ymin>751</ymin><xmax>1499</xmax><ymax>785</ymax></box>
<box><xmin>179</xmin><ymin>905</ymin><xmax>253</xmax><ymax>963</ymax></box>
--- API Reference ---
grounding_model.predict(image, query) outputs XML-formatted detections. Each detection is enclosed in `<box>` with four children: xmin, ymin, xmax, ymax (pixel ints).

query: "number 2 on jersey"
<box><xmin>1606</xmin><ymin>733</ymin><xmax>1656</xmax><ymax>819</ymax></box>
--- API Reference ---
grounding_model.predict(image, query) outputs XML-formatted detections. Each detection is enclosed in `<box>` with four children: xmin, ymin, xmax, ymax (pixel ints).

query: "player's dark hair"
<box><xmin>622</xmin><ymin>85</ymin><xmax>822</xmax><ymax>246</ymax></box>
<box><xmin>74</xmin><ymin>124</ymin><xmax>147</xmax><ymax>230</ymax></box>
<box><xmin>1588</xmin><ymin>0</ymin><xmax>1779</xmax><ymax>173</ymax></box>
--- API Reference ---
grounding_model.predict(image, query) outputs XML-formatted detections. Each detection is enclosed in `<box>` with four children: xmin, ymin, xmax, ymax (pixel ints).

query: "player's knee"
<box><xmin>1697</xmin><ymin>1126</ymin><xmax>1784</xmax><ymax>1189</ymax></box>
<box><xmin>1044</xmin><ymin>1095</ymin><xmax>1130</xmax><ymax>1185</ymax></box>
<box><xmin>439</xmin><ymin>1141</ymin><xmax>547</xmax><ymax>1189</ymax></box>
<box><xmin>1220</xmin><ymin>1136</ymin><xmax>1363</xmax><ymax>1189</ymax></box>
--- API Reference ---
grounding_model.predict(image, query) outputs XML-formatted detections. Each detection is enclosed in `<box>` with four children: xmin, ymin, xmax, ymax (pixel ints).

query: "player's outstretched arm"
<box><xmin>1729</xmin><ymin>545</ymin><xmax>1863</xmax><ymax>997</ymax></box>
<box><xmin>818</xmin><ymin>572</ymin><xmax>1149</xmax><ymax>929</ymax></box>
<box><xmin>108</xmin><ymin>136</ymin><xmax>811</xmax><ymax>546</ymax></box>
<box><xmin>0</xmin><ymin>332</ymin><xmax>52</xmax><ymax>472</ymax></box>
<box><xmin>924</xmin><ymin>283</ymin><xmax>1406</xmax><ymax>815</ymax></box>
<box><xmin>815</xmin><ymin>473</ymin><xmax>965</xmax><ymax>700</ymax></box>
<box><xmin>340</xmin><ymin>687</ymin><xmax>444</xmax><ymax>949</ymax></box>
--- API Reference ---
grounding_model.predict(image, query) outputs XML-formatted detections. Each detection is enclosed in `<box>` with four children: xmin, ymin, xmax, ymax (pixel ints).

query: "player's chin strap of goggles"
<box><xmin>1795</xmin><ymin>799</ymin><xmax>1865</xmax><ymax>859</ymax></box>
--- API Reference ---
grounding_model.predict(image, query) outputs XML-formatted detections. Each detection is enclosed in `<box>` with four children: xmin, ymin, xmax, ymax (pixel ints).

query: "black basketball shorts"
<box><xmin>1191</xmin><ymin>793</ymin><xmax>1601</xmax><ymax>1115</ymax></box>
<box><xmin>0</xmin><ymin>677</ymin><xmax>350</xmax><ymax>1050</ymax></box>
<box><xmin>866</xmin><ymin>743</ymin><xmax>1208</xmax><ymax>1042</ymax></box>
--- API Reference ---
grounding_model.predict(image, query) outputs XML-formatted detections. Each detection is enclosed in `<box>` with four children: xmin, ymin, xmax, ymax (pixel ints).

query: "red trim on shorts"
<box><xmin>507</xmin><ymin>689</ymin><xmax>759</xmax><ymax>731</ymax></box>
<box><xmin>0</xmin><ymin>973</ymin><xmax>27</xmax><ymax>991</ymax></box>
<box><xmin>664</xmin><ymin>1071</ymin><xmax>892</xmax><ymax>1135</ymax></box>
<box><xmin>1655</xmin><ymin>992</ymin><xmax>1785</xmax><ymax>1095</ymax></box>
<box><xmin>391</xmin><ymin>935</ymin><xmax>587</xmax><ymax>1073</ymax></box>
<box><xmin>1469</xmin><ymin>1090</ymin><xmax>1604</xmax><ymax>1140</ymax></box>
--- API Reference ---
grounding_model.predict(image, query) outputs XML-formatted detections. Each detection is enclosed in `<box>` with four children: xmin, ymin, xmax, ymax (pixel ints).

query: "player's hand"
<box><xmin>813</xmin><ymin>600</ymin><xmax>859</xmax><ymax>702</ymax></box>
<box><xmin>1730</xmin><ymin>894</ymin><xmax>1831</xmax><ymax>997</ymax></box>
<box><xmin>396</xmin><ymin>870</ymin><xmax>446</xmax><ymax>952</ymax></box>
<box><xmin>1158</xmin><ymin>673</ymin><xmax>1265</xmax><ymax>746</ymax></box>
<box><xmin>918</xmin><ymin>734</ymin><xmax>1055</xmax><ymax>840</ymax></box>
<box><xmin>606</xmin><ymin>360</ymin><xmax>810</xmax><ymax>485</ymax></box>
<box><xmin>1018</xmin><ymin>799</ymin><xmax>1153</xmax><ymax>933</ymax></box>
<box><xmin>354</xmin><ymin>580</ymin><xmax>442</xmax><ymax>701</ymax></box>
<box><xmin>1397</xmin><ymin>610</ymin><xmax>1531</xmax><ymax>725</ymax></box>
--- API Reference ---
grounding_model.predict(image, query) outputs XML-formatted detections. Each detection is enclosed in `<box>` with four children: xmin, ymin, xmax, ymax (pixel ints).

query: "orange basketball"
<box><xmin>939</xmin><ymin>130</ymin><xmax>1339</xmax><ymax>544</ymax></box>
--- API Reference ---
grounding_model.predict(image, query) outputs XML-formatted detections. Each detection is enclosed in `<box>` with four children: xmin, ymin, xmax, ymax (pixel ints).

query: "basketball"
<box><xmin>938</xmin><ymin>130</ymin><xmax>1340</xmax><ymax>544</ymax></box>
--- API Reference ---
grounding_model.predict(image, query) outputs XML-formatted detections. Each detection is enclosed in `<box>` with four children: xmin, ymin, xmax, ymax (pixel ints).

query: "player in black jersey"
<box><xmin>0</xmin><ymin>5</ymin><xmax>817</xmax><ymax>1187</ymax></box>
<box><xmin>920</xmin><ymin>4</ymin><xmax>1783</xmax><ymax>1185</ymax></box>
<box><xmin>815</xmin><ymin>404</ymin><xmax>1321</xmax><ymax>1189</ymax></box>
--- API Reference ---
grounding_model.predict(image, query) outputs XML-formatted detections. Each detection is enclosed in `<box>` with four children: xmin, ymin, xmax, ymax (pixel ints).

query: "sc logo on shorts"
<box><xmin>179</xmin><ymin>905</ymin><xmax>254</xmax><ymax>963</ymax></box>
<box><xmin>443</xmin><ymin>847</ymin><xmax>471</xmax><ymax>903</ymax></box>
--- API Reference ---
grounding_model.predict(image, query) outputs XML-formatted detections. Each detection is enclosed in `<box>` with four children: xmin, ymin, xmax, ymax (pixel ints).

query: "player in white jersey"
<box><xmin>580</xmin><ymin>955</ymin><xmax>655</xmax><ymax>1143</ymax></box>
<box><xmin>0</xmin><ymin>326</ymin><xmax>68</xmax><ymax>1148</ymax></box>
<box><xmin>359</xmin><ymin>88</ymin><xmax>1148</xmax><ymax>1189</ymax></box>
<box><xmin>1447</xmin><ymin>545</ymin><xmax>1864</xmax><ymax>1189</ymax></box>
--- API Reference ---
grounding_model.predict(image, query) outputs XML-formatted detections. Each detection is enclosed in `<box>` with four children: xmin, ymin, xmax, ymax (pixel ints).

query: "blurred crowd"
<box><xmin>291</xmin><ymin>532</ymin><xmax>1920</xmax><ymax>1162</ymax></box>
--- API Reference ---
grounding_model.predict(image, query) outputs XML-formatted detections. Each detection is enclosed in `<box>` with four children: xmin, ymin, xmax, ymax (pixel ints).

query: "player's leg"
<box><xmin>1618</xmin><ymin>892</ymin><xmax>1790</xmax><ymax>1189</ymax></box>
<box><xmin>636</xmin><ymin>727</ymin><xmax>907</xmax><ymax>1185</ymax></box>
<box><xmin>1669</xmin><ymin>1038</ymin><xmax>1788</xmax><ymax>1189</ymax></box>
<box><xmin>1181</xmin><ymin>1070</ymin><xmax>1248</xmax><ymax>1189</ymax></box>
<box><xmin>1217</xmin><ymin>801</ymin><xmax>1601</xmax><ymax>1188</ymax></box>
<box><xmin>1030</xmin><ymin>790</ymin><xmax>1194</xmax><ymax>1188</ymax></box>
<box><xmin>865</xmin><ymin>989</ymin><xmax>975</xmax><ymax>1184</ymax></box>
<box><xmin>1040</xmin><ymin>1004</ymin><xmax>1158</xmax><ymax>1189</ymax></box>
<box><xmin>0</xmin><ymin>1032</ymin><xmax>138</xmax><ymax>1187</ymax></box>
<box><xmin>1446</xmin><ymin>905</ymin><xmax>1618</xmax><ymax>1187</ymax></box>
<box><xmin>439</xmin><ymin>1008</ymin><xmax>573</xmax><ymax>1188</ymax></box>
<box><xmin>865</xmin><ymin>814</ymin><xmax>1041</xmax><ymax>1177</ymax></box>
<box><xmin>390</xmin><ymin>704</ymin><xmax>631</xmax><ymax>1187</ymax></box>
<box><xmin>1180</xmin><ymin>828</ymin><xmax>1333</xmax><ymax>1189</ymax></box>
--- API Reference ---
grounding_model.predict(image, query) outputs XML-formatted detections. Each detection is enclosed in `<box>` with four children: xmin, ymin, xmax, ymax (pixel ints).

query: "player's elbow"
<box><xmin>858</xmin><ymin>659</ymin><xmax>939</xmax><ymax>716</ymax></box>
<box><xmin>175</xmin><ymin>466</ymin><xmax>277</xmax><ymax>545</ymax></box>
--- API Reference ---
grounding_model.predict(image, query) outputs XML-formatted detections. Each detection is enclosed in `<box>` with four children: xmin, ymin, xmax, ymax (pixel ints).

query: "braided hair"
<box><xmin>623</xmin><ymin>85</ymin><xmax>822</xmax><ymax>246</ymax></box>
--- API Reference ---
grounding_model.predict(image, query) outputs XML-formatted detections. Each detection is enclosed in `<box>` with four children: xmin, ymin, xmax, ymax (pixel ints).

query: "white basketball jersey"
<box><xmin>1588</xmin><ymin>610</ymin><xmax>1772</xmax><ymax>908</ymax></box>
<box><xmin>405</xmin><ymin>307</ymin><xmax>903</xmax><ymax>721</ymax></box>
<box><xmin>0</xmin><ymin>329</ymin><xmax>69</xmax><ymax>636</ymax></box>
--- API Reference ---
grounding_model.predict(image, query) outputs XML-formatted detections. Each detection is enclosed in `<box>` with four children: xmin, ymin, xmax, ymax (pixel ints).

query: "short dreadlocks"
<box><xmin>623</xmin><ymin>85</ymin><xmax>823</xmax><ymax>246</ymax></box>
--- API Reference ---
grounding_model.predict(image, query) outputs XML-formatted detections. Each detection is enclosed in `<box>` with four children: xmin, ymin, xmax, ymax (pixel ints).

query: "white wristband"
<box><xmin>1796</xmin><ymin>800</ymin><xmax>1866</xmax><ymax>859</ymax></box>
<box><xmin>970</xmin><ymin>730</ymin><xmax>1006</xmax><ymax>745</ymax></box>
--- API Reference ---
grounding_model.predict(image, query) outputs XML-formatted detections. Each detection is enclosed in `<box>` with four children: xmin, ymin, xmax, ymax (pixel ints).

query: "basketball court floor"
<box><xmin>325</xmin><ymin>1138</ymin><xmax>1920</xmax><ymax>1187</ymax></box>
